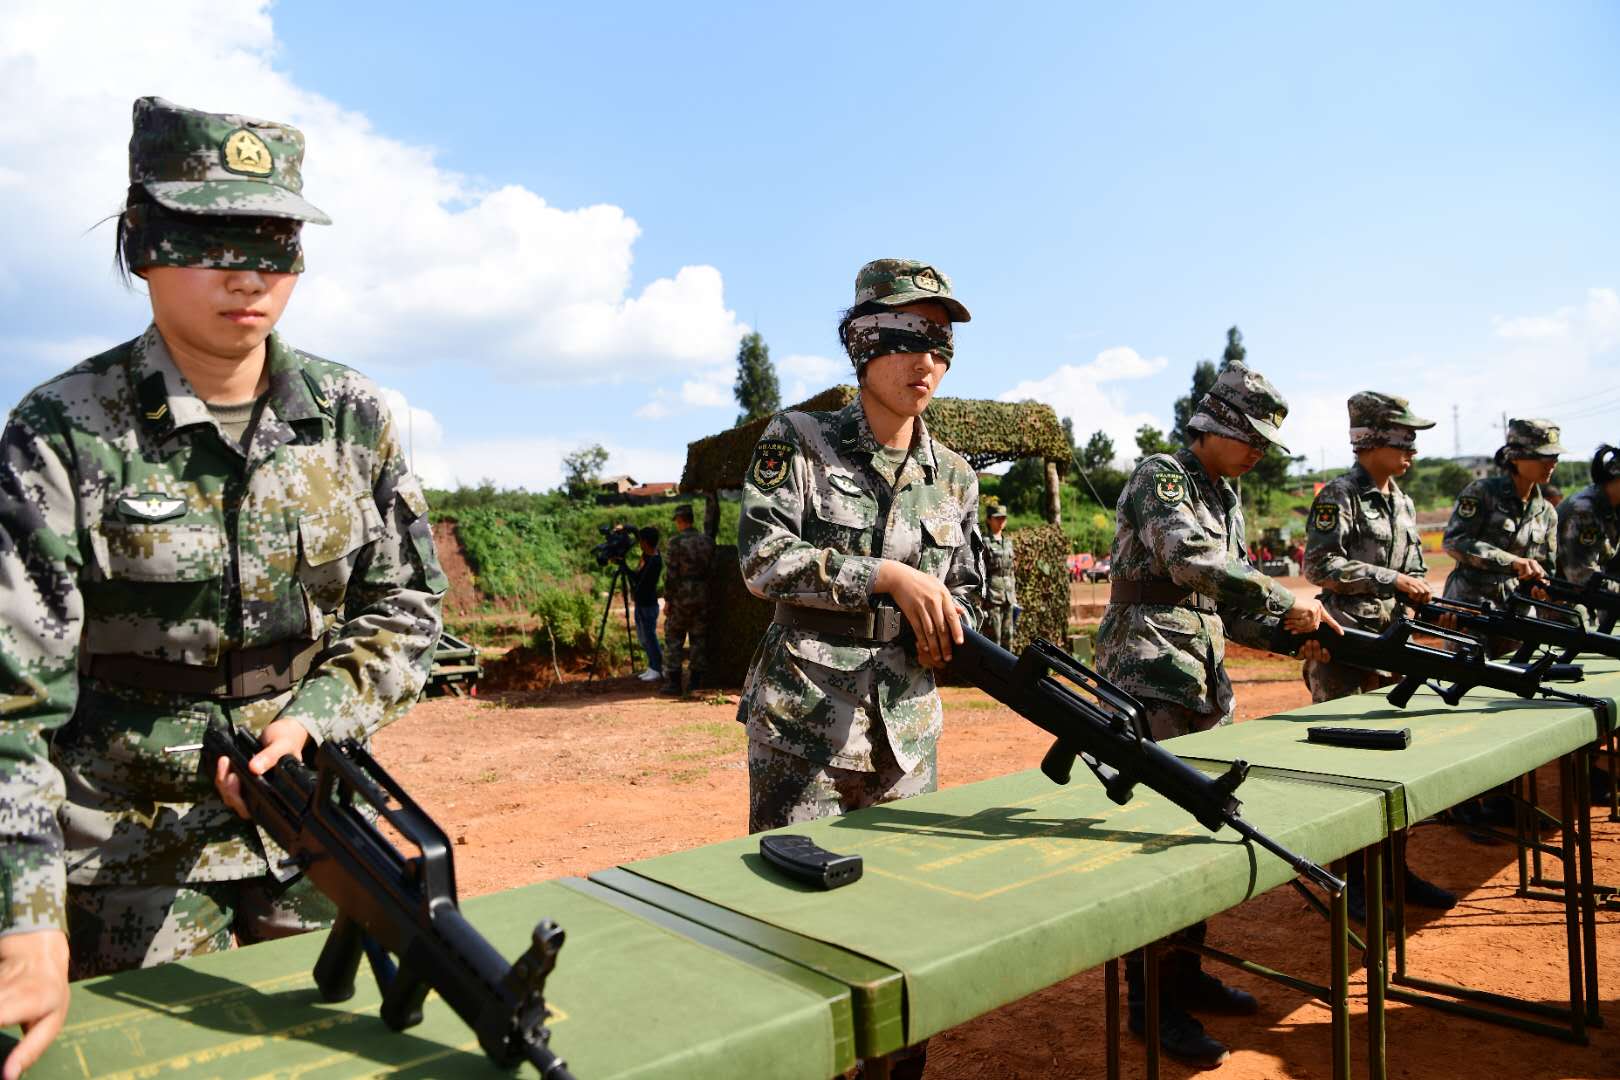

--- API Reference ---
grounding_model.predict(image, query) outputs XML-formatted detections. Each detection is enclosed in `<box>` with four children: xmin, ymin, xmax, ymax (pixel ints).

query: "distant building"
<box><xmin>1452</xmin><ymin>455</ymin><xmax>1494</xmax><ymax>480</ymax></box>
<box><xmin>597</xmin><ymin>474</ymin><xmax>637</xmax><ymax>495</ymax></box>
<box><xmin>595</xmin><ymin>478</ymin><xmax>681</xmax><ymax>506</ymax></box>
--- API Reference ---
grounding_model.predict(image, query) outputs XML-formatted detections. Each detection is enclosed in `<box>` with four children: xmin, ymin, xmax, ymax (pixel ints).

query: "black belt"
<box><xmin>1108</xmin><ymin>579</ymin><xmax>1219</xmax><ymax>614</ymax></box>
<box><xmin>773</xmin><ymin>602</ymin><xmax>906</xmax><ymax>643</ymax></box>
<box><xmin>81</xmin><ymin>637</ymin><xmax>326</xmax><ymax>699</ymax></box>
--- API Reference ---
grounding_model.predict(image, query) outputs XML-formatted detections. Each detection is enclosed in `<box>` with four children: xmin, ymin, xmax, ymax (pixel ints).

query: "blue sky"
<box><xmin>2</xmin><ymin>2</ymin><xmax>1616</xmax><ymax>487</ymax></box>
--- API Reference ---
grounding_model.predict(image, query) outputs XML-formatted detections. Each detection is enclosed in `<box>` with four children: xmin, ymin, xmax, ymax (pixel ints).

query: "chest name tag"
<box><xmin>749</xmin><ymin>439</ymin><xmax>795</xmax><ymax>493</ymax></box>
<box><xmin>116</xmin><ymin>493</ymin><xmax>187</xmax><ymax>522</ymax></box>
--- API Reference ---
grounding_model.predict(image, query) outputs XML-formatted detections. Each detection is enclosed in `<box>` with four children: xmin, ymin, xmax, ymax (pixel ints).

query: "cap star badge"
<box><xmin>222</xmin><ymin>128</ymin><xmax>274</xmax><ymax>177</ymax></box>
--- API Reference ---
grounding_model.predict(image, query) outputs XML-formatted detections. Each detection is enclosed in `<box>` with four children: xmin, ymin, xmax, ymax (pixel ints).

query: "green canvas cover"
<box><xmin>616</xmin><ymin>767</ymin><xmax>1386</xmax><ymax>1044</ymax></box>
<box><xmin>21</xmin><ymin>880</ymin><xmax>845</xmax><ymax>1080</ymax></box>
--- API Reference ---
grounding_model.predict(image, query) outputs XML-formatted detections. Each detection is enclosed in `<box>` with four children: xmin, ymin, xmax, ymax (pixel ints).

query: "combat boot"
<box><xmin>687</xmin><ymin>670</ymin><xmax>705</xmax><ymax>693</ymax></box>
<box><xmin>658</xmin><ymin>673</ymin><xmax>683</xmax><ymax>696</ymax></box>
<box><xmin>1127</xmin><ymin>1004</ymin><xmax>1231</xmax><ymax>1069</ymax></box>
<box><xmin>1401</xmin><ymin>866</ymin><xmax>1456</xmax><ymax>910</ymax></box>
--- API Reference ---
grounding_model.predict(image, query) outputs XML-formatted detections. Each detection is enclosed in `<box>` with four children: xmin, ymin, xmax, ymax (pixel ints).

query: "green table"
<box><xmin>1169</xmin><ymin>668</ymin><xmax>1620</xmax><ymax>1051</ymax></box>
<box><xmin>23</xmin><ymin>879</ymin><xmax>853</xmax><ymax>1080</ymax></box>
<box><xmin>598</xmin><ymin>766</ymin><xmax>1387</xmax><ymax>1073</ymax></box>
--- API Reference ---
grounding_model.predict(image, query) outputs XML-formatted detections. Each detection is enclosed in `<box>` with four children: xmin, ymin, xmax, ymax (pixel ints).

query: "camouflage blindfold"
<box><xmin>1350</xmin><ymin>425</ymin><xmax>1419</xmax><ymax>451</ymax></box>
<box><xmin>122</xmin><ymin>188</ymin><xmax>304</xmax><ymax>273</ymax></box>
<box><xmin>843</xmin><ymin>311</ymin><xmax>954</xmax><ymax>369</ymax></box>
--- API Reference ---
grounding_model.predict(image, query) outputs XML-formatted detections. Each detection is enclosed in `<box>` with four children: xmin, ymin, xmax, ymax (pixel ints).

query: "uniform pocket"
<box><xmin>811</xmin><ymin>469</ymin><xmax>878</xmax><ymax>528</ymax></box>
<box><xmin>98</xmin><ymin>521</ymin><xmax>226</xmax><ymax>582</ymax></box>
<box><xmin>298</xmin><ymin>493</ymin><xmax>385</xmax><ymax>613</ymax></box>
<box><xmin>922</xmin><ymin>516</ymin><xmax>964</xmax><ymax>548</ymax></box>
<box><xmin>395</xmin><ymin>475</ymin><xmax>448</xmax><ymax>594</ymax></box>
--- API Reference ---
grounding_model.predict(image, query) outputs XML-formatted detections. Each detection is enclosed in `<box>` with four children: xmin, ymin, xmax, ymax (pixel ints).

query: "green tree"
<box><xmin>1172</xmin><ymin>360</ymin><xmax>1220</xmax><ymax>445</ymax></box>
<box><xmin>1135</xmin><ymin>424</ymin><xmax>1174</xmax><ymax>460</ymax></box>
<box><xmin>733</xmin><ymin>331</ymin><xmax>780</xmax><ymax>425</ymax></box>
<box><xmin>561</xmin><ymin>443</ymin><xmax>609</xmax><ymax>501</ymax></box>
<box><xmin>1222</xmin><ymin>325</ymin><xmax>1246</xmax><ymax>366</ymax></box>
<box><xmin>1080</xmin><ymin>430</ymin><xmax>1116</xmax><ymax>470</ymax></box>
<box><xmin>999</xmin><ymin>457</ymin><xmax>1047</xmax><ymax>515</ymax></box>
<box><xmin>1060</xmin><ymin>415</ymin><xmax>1077</xmax><ymax>451</ymax></box>
<box><xmin>1242</xmin><ymin>448</ymin><xmax>1303</xmax><ymax>513</ymax></box>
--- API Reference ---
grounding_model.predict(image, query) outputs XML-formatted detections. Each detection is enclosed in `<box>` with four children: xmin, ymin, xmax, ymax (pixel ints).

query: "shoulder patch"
<box><xmin>1312</xmin><ymin>502</ymin><xmax>1339</xmax><ymax>532</ymax></box>
<box><xmin>748</xmin><ymin>438</ymin><xmax>795</xmax><ymax>493</ymax></box>
<box><xmin>1152</xmin><ymin>472</ymin><xmax>1185</xmax><ymax>504</ymax></box>
<box><xmin>1457</xmin><ymin>495</ymin><xmax>1479</xmax><ymax>519</ymax></box>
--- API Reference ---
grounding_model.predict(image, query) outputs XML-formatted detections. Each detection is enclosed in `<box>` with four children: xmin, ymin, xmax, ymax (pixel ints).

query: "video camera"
<box><xmin>593</xmin><ymin>522</ymin><xmax>639</xmax><ymax>566</ymax></box>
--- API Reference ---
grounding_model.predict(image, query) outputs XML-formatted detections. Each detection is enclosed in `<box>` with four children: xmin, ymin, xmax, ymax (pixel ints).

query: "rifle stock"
<box><xmin>204</xmin><ymin>724</ymin><xmax>576</xmax><ymax>1080</ymax></box>
<box><xmin>948</xmin><ymin>626</ymin><xmax>1344</xmax><ymax>895</ymax></box>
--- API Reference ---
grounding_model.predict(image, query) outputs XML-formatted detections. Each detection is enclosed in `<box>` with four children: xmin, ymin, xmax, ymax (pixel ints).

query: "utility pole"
<box><xmin>1452</xmin><ymin>404</ymin><xmax>1460</xmax><ymax>458</ymax></box>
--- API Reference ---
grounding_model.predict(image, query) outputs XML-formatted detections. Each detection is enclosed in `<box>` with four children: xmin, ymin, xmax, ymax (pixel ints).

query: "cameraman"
<box><xmin>617</xmin><ymin>526</ymin><xmax>664</xmax><ymax>682</ymax></box>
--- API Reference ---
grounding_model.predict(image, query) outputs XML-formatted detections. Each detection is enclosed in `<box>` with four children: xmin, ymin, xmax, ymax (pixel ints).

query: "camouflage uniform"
<box><xmin>1442</xmin><ymin>419</ymin><xmax>1564</xmax><ymax>611</ymax></box>
<box><xmin>1556</xmin><ymin>483</ymin><xmax>1620</xmax><ymax>591</ymax></box>
<box><xmin>1303</xmin><ymin>393</ymin><xmax>1434</xmax><ymax>702</ymax></box>
<box><xmin>739</xmin><ymin>259</ymin><xmax>979</xmax><ymax>834</ymax></box>
<box><xmin>662</xmin><ymin>517</ymin><xmax>716</xmax><ymax>692</ymax></box>
<box><xmin>982</xmin><ymin>510</ymin><xmax>1017</xmax><ymax>650</ymax></box>
<box><xmin>1096</xmin><ymin>363</ymin><xmax>1296</xmax><ymax>740</ymax></box>
<box><xmin>0</xmin><ymin>98</ymin><xmax>445</xmax><ymax>976</ymax></box>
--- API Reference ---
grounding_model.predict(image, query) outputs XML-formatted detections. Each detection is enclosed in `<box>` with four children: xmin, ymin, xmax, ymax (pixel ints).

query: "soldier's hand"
<box><xmin>876</xmin><ymin>560</ymin><xmax>962</xmax><ymax>667</ymax></box>
<box><xmin>214</xmin><ymin>717</ymin><xmax>312</xmax><ymax>820</ymax></box>
<box><xmin>0</xmin><ymin>929</ymin><xmax>70</xmax><ymax>1079</ymax></box>
<box><xmin>1299</xmin><ymin>640</ymin><xmax>1333</xmax><ymax>663</ymax></box>
<box><xmin>1283</xmin><ymin>595</ymin><xmax>1342</xmax><ymax>635</ymax></box>
<box><xmin>1510</xmin><ymin>557</ymin><xmax>1548</xmax><ymax>583</ymax></box>
<box><xmin>1394</xmin><ymin>574</ymin><xmax>1434</xmax><ymax>605</ymax></box>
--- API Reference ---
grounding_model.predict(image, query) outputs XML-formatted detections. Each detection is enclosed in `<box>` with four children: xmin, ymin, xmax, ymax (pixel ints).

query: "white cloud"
<box><xmin>0</xmin><ymin>0</ymin><xmax>746</xmax><ymax>382</ymax></box>
<box><xmin>778</xmin><ymin>353</ymin><xmax>845</xmax><ymax>402</ymax></box>
<box><xmin>382</xmin><ymin>387</ymin><xmax>682</xmax><ymax>491</ymax></box>
<box><xmin>998</xmin><ymin>346</ymin><xmax>1171</xmax><ymax>465</ymax></box>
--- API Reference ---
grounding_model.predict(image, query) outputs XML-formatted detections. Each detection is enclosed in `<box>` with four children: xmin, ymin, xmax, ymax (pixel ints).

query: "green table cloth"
<box><xmin>611</xmin><ymin>767</ymin><xmax>1386</xmax><ymax>1044</ymax></box>
<box><xmin>21</xmin><ymin>879</ymin><xmax>848</xmax><ymax>1080</ymax></box>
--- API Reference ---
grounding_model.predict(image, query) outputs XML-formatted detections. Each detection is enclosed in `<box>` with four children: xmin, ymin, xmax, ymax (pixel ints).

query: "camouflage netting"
<box><xmin>1007</xmin><ymin>523</ymin><xmax>1070</xmax><ymax>651</ymax></box>
<box><xmin>680</xmin><ymin>385</ymin><xmax>1071</xmax><ymax>491</ymax></box>
<box><xmin>705</xmin><ymin>544</ymin><xmax>771</xmax><ymax>687</ymax></box>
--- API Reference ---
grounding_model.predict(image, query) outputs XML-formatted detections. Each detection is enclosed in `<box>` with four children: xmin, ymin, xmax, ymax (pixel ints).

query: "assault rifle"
<box><xmin>1519</xmin><ymin>573</ymin><xmax>1620</xmax><ymax>635</ymax></box>
<box><xmin>1278</xmin><ymin>618</ymin><xmax>1601</xmax><ymax>713</ymax></box>
<box><xmin>1415</xmin><ymin>594</ymin><xmax>1620</xmax><ymax>667</ymax></box>
<box><xmin>947</xmin><ymin>626</ymin><xmax>1345</xmax><ymax>895</ymax></box>
<box><xmin>204</xmin><ymin>724</ymin><xmax>576</xmax><ymax>1080</ymax></box>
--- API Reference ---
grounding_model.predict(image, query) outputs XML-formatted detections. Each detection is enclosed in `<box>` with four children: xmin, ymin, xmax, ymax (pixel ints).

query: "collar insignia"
<box><xmin>145</xmin><ymin>403</ymin><xmax>169</xmax><ymax>422</ymax></box>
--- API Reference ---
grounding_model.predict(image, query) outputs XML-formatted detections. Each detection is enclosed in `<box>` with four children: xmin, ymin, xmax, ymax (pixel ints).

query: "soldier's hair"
<box><xmin>673</xmin><ymin>506</ymin><xmax>694</xmax><ymax>523</ymax></box>
<box><xmin>1593</xmin><ymin>445</ymin><xmax>1620</xmax><ymax>486</ymax></box>
<box><xmin>837</xmin><ymin>301</ymin><xmax>888</xmax><ymax>381</ymax></box>
<box><xmin>638</xmin><ymin>525</ymin><xmax>660</xmax><ymax>546</ymax></box>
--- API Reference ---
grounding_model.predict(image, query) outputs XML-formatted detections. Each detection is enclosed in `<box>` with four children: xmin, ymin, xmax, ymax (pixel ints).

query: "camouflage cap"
<box><xmin>673</xmin><ymin>503</ymin><xmax>695</xmax><ymax>520</ymax></box>
<box><xmin>1504</xmin><ymin>418</ymin><xmax>1567</xmax><ymax>458</ymax></box>
<box><xmin>987</xmin><ymin>503</ymin><xmax>1007</xmax><ymax>519</ymax></box>
<box><xmin>1347</xmin><ymin>391</ymin><xmax>1435</xmax><ymax>450</ymax></box>
<box><xmin>1187</xmin><ymin>360</ymin><xmax>1290</xmax><ymax>453</ymax></box>
<box><xmin>853</xmin><ymin>259</ymin><xmax>971</xmax><ymax>322</ymax></box>
<box><xmin>129</xmin><ymin>96</ymin><xmax>331</xmax><ymax>224</ymax></box>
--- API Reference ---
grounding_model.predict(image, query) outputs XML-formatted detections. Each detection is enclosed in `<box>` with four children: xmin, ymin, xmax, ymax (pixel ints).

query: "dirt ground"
<box><xmin>377</xmin><ymin>634</ymin><xmax>1620</xmax><ymax>1080</ymax></box>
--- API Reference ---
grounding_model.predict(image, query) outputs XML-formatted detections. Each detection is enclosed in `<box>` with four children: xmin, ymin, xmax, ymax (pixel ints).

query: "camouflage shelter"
<box><xmin>681</xmin><ymin>386</ymin><xmax>1074</xmax><ymax>684</ymax></box>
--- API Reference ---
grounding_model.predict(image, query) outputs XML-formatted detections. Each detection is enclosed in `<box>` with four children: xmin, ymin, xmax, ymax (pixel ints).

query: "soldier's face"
<box><xmin>1363</xmin><ymin>444</ymin><xmax>1416</xmax><ymax>477</ymax></box>
<box><xmin>144</xmin><ymin>266</ymin><xmax>298</xmax><ymax>361</ymax></box>
<box><xmin>989</xmin><ymin>517</ymin><xmax>1005</xmax><ymax>534</ymax></box>
<box><xmin>1516</xmin><ymin>455</ymin><xmax>1558</xmax><ymax>484</ymax></box>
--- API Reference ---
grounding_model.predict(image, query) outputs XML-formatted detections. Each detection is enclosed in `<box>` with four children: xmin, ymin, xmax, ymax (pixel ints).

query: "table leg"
<box><xmin>1558</xmin><ymin>755</ymin><xmax>1588</xmax><ymax>1045</ymax></box>
<box><xmin>1574</xmin><ymin>750</ymin><xmax>1601</xmax><ymax>1028</ymax></box>
<box><xmin>1365</xmin><ymin>844</ymin><xmax>1387</xmax><ymax>1080</ymax></box>
<box><xmin>1106</xmin><ymin>957</ymin><xmax>1120</xmax><ymax>1080</ymax></box>
<box><xmin>1144</xmin><ymin>943</ymin><xmax>1161</xmax><ymax>1080</ymax></box>
<box><xmin>1331</xmin><ymin>858</ymin><xmax>1350</xmax><ymax>1080</ymax></box>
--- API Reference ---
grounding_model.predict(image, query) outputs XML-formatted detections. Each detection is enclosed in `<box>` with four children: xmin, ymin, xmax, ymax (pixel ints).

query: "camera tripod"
<box><xmin>586</xmin><ymin>561</ymin><xmax>641</xmax><ymax>683</ymax></box>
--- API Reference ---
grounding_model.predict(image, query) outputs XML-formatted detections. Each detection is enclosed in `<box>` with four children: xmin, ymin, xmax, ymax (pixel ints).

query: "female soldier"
<box><xmin>737</xmin><ymin>259</ymin><xmax>980</xmax><ymax>833</ymax></box>
<box><xmin>0</xmin><ymin>97</ymin><xmax>445</xmax><ymax>1075</ymax></box>
<box><xmin>1556</xmin><ymin>444</ymin><xmax>1620</xmax><ymax>601</ymax></box>
<box><xmin>1442</xmin><ymin>418</ymin><xmax>1563</xmax><ymax>643</ymax></box>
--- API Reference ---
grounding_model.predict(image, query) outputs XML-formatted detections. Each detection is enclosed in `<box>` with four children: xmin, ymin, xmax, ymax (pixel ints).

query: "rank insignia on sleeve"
<box><xmin>1312</xmin><ymin>502</ymin><xmax>1339</xmax><ymax>532</ymax></box>
<box><xmin>1457</xmin><ymin>496</ymin><xmax>1479</xmax><ymax>519</ymax></box>
<box><xmin>748</xmin><ymin>439</ymin><xmax>795</xmax><ymax>493</ymax></box>
<box><xmin>1153</xmin><ymin>472</ymin><xmax>1185</xmax><ymax>504</ymax></box>
<box><xmin>1580</xmin><ymin>527</ymin><xmax>1600</xmax><ymax>547</ymax></box>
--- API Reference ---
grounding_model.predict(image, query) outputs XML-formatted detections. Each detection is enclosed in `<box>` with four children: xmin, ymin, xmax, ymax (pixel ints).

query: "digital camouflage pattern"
<box><xmin>747</xmin><ymin>736</ymin><xmax>934</xmax><ymax>833</ymax></box>
<box><xmin>1185</xmin><ymin>361</ymin><xmax>1290</xmax><ymax>451</ymax></box>
<box><xmin>663</xmin><ymin>525</ymin><xmax>715</xmax><ymax>687</ymax></box>
<box><xmin>851</xmin><ymin>259</ymin><xmax>971</xmax><ymax>322</ymax></box>
<box><xmin>1502</xmin><ymin>418</ymin><xmax>1568</xmax><ymax>459</ymax></box>
<box><xmin>842</xmin><ymin>311</ymin><xmax>954</xmax><ymax>369</ymax></box>
<box><xmin>1096</xmin><ymin>448</ymin><xmax>1294</xmax><ymax>719</ymax></box>
<box><xmin>1556</xmin><ymin>483</ymin><xmax>1620</xmax><ymax>595</ymax></box>
<box><xmin>1346</xmin><ymin>391</ymin><xmax>1434</xmax><ymax>451</ymax></box>
<box><xmin>0</xmin><ymin>326</ymin><xmax>446</xmax><ymax>935</ymax></box>
<box><xmin>66</xmin><ymin>875</ymin><xmax>334</xmax><ymax>980</ymax></box>
<box><xmin>129</xmin><ymin>97</ymin><xmax>330</xmax><ymax>223</ymax></box>
<box><xmin>123</xmin><ymin>198</ymin><xmax>306</xmax><ymax>274</ymax></box>
<box><xmin>1303</xmin><ymin>462</ymin><xmax>1427</xmax><ymax>702</ymax></box>
<box><xmin>982</xmin><ymin>527</ymin><xmax>1017</xmax><ymax>649</ymax></box>
<box><xmin>1442</xmin><ymin>474</ymin><xmax>1557</xmax><ymax>608</ymax></box>
<box><xmin>737</xmin><ymin>400</ymin><xmax>982</xmax><ymax>778</ymax></box>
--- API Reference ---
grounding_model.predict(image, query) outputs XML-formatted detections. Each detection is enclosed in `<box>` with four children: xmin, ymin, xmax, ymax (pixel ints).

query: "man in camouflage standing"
<box><xmin>981</xmin><ymin>503</ymin><xmax>1018</xmax><ymax>649</ymax></box>
<box><xmin>660</xmin><ymin>504</ymin><xmax>715</xmax><ymax>695</ymax></box>
<box><xmin>1097</xmin><ymin>360</ymin><xmax>1338</xmax><ymax>1068</ymax></box>
<box><xmin>0</xmin><ymin>98</ymin><xmax>445</xmax><ymax>1074</ymax></box>
<box><xmin>1303</xmin><ymin>392</ymin><xmax>1456</xmax><ymax>917</ymax></box>
<box><xmin>1557</xmin><ymin>444</ymin><xmax>1620</xmax><ymax>801</ymax></box>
